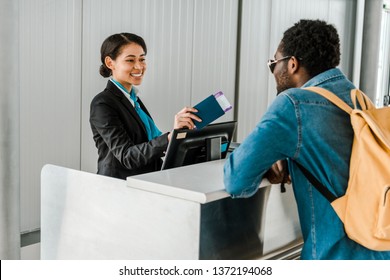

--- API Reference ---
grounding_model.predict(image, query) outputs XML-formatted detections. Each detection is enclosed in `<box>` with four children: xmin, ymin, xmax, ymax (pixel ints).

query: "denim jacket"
<box><xmin>224</xmin><ymin>68</ymin><xmax>390</xmax><ymax>259</ymax></box>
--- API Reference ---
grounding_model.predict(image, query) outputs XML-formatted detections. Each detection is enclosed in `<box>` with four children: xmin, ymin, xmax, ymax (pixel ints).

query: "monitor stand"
<box><xmin>206</xmin><ymin>137</ymin><xmax>222</xmax><ymax>161</ymax></box>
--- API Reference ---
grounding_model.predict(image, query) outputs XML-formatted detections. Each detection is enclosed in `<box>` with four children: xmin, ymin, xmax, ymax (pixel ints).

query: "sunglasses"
<box><xmin>267</xmin><ymin>56</ymin><xmax>292</xmax><ymax>73</ymax></box>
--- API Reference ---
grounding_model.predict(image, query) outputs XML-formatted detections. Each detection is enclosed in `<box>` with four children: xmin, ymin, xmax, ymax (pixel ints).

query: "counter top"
<box><xmin>126</xmin><ymin>159</ymin><xmax>270</xmax><ymax>204</ymax></box>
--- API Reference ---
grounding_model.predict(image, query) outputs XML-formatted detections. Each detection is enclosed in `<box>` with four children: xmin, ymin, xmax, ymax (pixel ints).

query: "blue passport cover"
<box><xmin>193</xmin><ymin>94</ymin><xmax>225</xmax><ymax>129</ymax></box>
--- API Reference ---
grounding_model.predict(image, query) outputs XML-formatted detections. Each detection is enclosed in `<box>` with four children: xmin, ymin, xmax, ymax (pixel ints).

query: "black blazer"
<box><xmin>90</xmin><ymin>80</ymin><xmax>169</xmax><ymax>179</ymax></box>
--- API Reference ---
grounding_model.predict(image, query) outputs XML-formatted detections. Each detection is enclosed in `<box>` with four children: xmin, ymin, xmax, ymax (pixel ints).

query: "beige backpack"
<box><xmin>301</xmin><ymin>86</ymin><xmax>390</xmax><ymax>251</ymax></box>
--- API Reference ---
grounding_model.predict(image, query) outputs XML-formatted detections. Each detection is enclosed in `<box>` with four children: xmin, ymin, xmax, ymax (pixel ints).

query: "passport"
<box><xmin>193</xmin><ymin>91</ymin><xmax>232</xmax><ymax>129</ymax></box>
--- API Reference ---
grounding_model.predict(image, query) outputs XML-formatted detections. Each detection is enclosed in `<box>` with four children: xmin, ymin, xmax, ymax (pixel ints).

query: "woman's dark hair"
<box><xmin>280</xmin><ymin>19</ymin><xmax>340</xmax><ymax>78</ymax></box>
<box><xmin>99</xmin><ymin>33</ymin><xmax>147</xmax><ymax>77</ymax></box>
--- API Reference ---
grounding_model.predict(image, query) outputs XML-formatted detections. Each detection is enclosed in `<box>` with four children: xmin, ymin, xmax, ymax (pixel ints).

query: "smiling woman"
<box><xmin>89</xmin><ymin>33</ymin><xmax>202</xmax><ymax>179</ymax></box>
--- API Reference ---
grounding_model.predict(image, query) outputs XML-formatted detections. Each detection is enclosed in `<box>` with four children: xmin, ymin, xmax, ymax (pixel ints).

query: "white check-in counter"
<box><xmin>41</xmin><ymin>159</ymin><xmax>302</xmax><ymax>259</ymax></box>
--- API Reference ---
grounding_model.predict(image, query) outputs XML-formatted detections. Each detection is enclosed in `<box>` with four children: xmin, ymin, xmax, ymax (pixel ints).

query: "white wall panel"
<box><xmin>0</xmin><ymin>0</ymin><xmax>20</xmax><ymax>259</ymax></box>
<box><xmin>192</xmin><ymin>0</ymin><xmax>238</xmax><ymax>123</ymax></box>
<box><xmin>19</xmin><ymin>0</ymin><xmax>82</xmax><ymax>231</ymax></box>
<box><xmin>236</xmin><ymin>0</ymin><xmax>272</xmax><ymax>142</ymax></box>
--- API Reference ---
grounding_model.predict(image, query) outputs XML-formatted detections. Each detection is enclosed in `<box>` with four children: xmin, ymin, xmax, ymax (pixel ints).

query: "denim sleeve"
<box><xmin>224</xmin><ymin>93</ymin><xmax>299</xmax><ymax>197</ymax></box>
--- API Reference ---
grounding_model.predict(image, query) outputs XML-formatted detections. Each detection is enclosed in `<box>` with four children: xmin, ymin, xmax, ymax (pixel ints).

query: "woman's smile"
<box><xmin>131</xmin><ymin>72</ymin><xmax>143</xmax><ymax>77</ymax></box>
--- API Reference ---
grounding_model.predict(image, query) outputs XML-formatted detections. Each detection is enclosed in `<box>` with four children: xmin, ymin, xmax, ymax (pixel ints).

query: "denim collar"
<box><xmin>301</xmin><ymin>68</ymin><xmax>344</xmax><ymax>88</ymax></box>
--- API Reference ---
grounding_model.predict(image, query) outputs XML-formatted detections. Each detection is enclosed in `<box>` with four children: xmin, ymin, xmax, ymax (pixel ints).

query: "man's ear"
<box><xmin>288</xmin><ymin>56</ymin><xmax>300</xmax><ymax>74</ymax></box>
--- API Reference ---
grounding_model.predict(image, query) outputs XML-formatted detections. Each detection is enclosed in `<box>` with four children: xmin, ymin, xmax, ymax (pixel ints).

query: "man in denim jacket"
<box><xmin>224</xmin><ymin>19</ymin><xmax>390</xmax><ymax>259</ymax></box>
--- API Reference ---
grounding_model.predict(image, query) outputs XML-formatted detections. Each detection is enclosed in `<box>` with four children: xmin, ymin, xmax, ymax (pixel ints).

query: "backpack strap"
<box><xmin>351</xmin><ymin>88</ymin><xmax>375</xmax><ymax>110</ymax></box>
<box><xmin>304</xmin><ymin>86</ymin><xmax>353</xmax><ymax>114</ymax></box>
<box><xmin>306</xmin><ymin>86</ymin><xmax>374</xmax><ymax>112</ymax></box>
<box><xmin>295</xmin><ymin>162</ymin><xmax>337</xmax><ymax>203</ymax></box>
<box><xmin>299</xmin><ymin>86</ymin><xmax>355</xmax><ymax>203</ymax></box>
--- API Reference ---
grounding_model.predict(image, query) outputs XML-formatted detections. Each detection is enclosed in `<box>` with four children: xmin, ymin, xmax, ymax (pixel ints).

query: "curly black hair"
<box><xmin>280</xmin><ymin>19</ymin><xmax>340</xmax><ymax>78</ymax></box>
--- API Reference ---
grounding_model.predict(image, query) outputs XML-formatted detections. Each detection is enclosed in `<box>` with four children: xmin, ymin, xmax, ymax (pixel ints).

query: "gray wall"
<box><xmin>3</xmin><ymin>0</ymin><xmax>375</xmax><ymax>246</ymax></box>
<box><xmin>19</xmin><ymin>0</ymin><xmax>83</xmax><ymax>232</ymax></box>
<box><xmin>0</xmin><ymin>0</ymin><xmax>20</xmax><ymax>259</ymax></box>
<box><xmin>360</xmin><ymin>0</ymin><xmax>385</xmax><ymax>102</ymax></box>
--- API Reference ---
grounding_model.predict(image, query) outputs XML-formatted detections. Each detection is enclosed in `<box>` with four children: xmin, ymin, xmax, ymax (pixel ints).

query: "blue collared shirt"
<box><xmin>110</xmin><ymin>78</ymin><xmax>162</xmax><ymax>140</ymax></box>
<box><xmin>224</xmin><ymin>68</ymin><xmax>390</xmax><ymax>259</ymax></box>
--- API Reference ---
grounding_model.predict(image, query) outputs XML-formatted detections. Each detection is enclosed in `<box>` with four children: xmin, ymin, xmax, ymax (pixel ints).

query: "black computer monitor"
<box><xmin>161</xmin><ymin>121</ymin><xmax>237</xmax><ymax>170</ymax></box>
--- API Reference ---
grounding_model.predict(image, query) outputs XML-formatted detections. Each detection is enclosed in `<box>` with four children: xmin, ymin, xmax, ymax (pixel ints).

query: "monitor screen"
<box><xmin>161</xmin><ymin>121</ymin><xmax>237</xmax><ymax>170</ymax></box>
